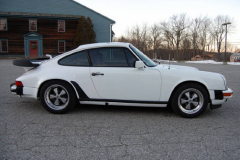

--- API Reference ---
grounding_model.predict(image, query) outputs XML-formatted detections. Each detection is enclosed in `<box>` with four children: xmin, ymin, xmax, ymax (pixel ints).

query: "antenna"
<box><xmin>168</xmin><ymin>54</ymin><xmax>171</xmax><ymax>69</ymax></box>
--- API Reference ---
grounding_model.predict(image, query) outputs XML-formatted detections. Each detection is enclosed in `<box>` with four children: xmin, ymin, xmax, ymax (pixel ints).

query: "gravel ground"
<box><xmin>0</xmin><ymin>59</ymin><xmax>239</xmax><ymax>160</ymax></box>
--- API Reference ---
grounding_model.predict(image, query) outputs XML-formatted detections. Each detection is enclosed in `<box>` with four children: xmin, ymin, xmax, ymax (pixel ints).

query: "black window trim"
<box><xmin>129</xmin><ymin>44</ymin><xmax>157</xmax><ymax>67</ymax></box>
<box><xmin>58</xmin><ymin>47</ymin><xmax>140</xmax><ymax>68</ymax></box>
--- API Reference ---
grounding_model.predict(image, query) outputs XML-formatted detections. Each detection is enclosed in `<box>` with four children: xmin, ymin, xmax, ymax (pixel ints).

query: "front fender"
<box><xmin>159</xmin><ymin>69</ymin><xmax>225</xmax><ymax>101</ymax></box>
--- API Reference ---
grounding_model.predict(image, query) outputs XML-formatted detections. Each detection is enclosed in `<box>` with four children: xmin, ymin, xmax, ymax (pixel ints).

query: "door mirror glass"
<box><xmin>135</xmin><ymin>61</ymin><xmax>144</xmax><ymax>69</ymax></box>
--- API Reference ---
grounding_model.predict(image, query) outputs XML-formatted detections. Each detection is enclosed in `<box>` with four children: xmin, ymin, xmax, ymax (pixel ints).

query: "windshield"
<box><xmin>129</xmin><ymin>45</ymin><xmax>157</xmax><ymax>67</ymax></box>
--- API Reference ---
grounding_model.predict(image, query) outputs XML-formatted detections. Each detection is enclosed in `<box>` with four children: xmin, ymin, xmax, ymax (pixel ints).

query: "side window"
<box><xmin>88</xmin><ymin>48</ymin><xmax>128</xmax><ymax>67</ymax></box>
<box><xmin>0</xmin><ymin>40</ymin><xmax>8</xmax><ymax>53</ymax></box>
<box><xmin>0</xmin><ymin>18</ymin><xmax>7</xmax><ymax>31</ymax></box>
<box><xmin>58</xmin><ymin>51</ymin><xmax>89</xmax><ymax>66</ymax></box>
<box><xmin>124</xmin><ymin>48</ymin><xmax>138</xmax><ymax>67</ymax></box>
<box><xmin>29</xmin><ymin>19</ymin><xmax>37</xmax><ymax>31</ymax></box>
<box><xmin>58</xmin><ymin>20</ymin><xmax>65</xmax><ymax>32</ymax></box>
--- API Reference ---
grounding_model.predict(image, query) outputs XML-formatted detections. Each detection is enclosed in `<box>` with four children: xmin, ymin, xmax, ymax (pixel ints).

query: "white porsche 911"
<box><xmin>10</xmin><ymin>42</ymin><xmax>233</xmax><ymax>118</ymax></box>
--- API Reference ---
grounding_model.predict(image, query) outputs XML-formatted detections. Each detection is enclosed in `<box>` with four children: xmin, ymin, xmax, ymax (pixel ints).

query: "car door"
<box><xmin>89</xmin><ymin>47</ymin><xmax>161</xmax><ymax>101</ymax></box>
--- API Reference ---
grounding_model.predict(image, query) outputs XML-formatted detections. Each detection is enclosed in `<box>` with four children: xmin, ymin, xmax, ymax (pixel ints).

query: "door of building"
<box><xmin>29</xmin><ymin>41</ymin><xmax>38</xmax><ymax>58</ymax></box>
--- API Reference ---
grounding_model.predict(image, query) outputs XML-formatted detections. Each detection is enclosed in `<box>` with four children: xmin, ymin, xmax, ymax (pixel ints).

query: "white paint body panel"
<box><xmin>90</xmin><ymin>67</ymin><xmax>161</xmax><ymax>100</ymax></box>
<box><xmin>13</xmin><ymin>42</ymin><xmax>232</xmax><ymax>108</ymax></box>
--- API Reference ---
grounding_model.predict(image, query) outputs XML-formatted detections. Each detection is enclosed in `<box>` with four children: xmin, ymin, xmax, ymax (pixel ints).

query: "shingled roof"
<box><xmin>0</xmin><ymin>0</ymin><xmax>115</xmax><ymax>23</ymax></box>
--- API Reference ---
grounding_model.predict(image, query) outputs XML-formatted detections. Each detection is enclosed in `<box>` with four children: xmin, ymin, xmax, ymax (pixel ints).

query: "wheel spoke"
<box><xmin>59</xmin><ymin>90</ymin><xmax>66</xmax><ymax>96</ymax></box>
<box><xmin>192</xmin><ymin>93</ymin><xmax>198</xmax><ymax>100</ymax></box>
<box><xmin>60</xmin><ymin>97</ymin><xmax>67</xmax><ymax>103</ymax></box>
<box><xmin>49</xmin><ymin>94</ymin><xmax>57</xmax><ymax>99</ymax></box>
<box><xmin>181</xmin><ymin>99</ymin><xmax>189</xmax><ymax>104</ymax></box>
<box><xmin>54</xmin><ymin>98</ymin><xmax>60</xmax><ymax>105</ymax></box>
<box><xmin>185</xmin><ymin>103</ymin><xmax>191</xmax><ymax>110</ymax></box>
<box><xmin>185</xmin><ymin>92</ymin><xmax>190</xmax><ymax>99</ymax></box>
<box><xmin>53</xmin><ymin>88</ymin><xmax>58</xmax><ymax>95</ymax></box>
<box><xmin>192</xmin><ymin>102</ymin><xmax>199</xmax><ymax>107</ymax></box>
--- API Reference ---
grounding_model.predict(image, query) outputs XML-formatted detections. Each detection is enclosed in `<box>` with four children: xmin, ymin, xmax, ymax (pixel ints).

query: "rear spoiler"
<box><xmin>13</xmin><ymin>58</ymin><xmax>49</xmax><ymax>67</ymax></box>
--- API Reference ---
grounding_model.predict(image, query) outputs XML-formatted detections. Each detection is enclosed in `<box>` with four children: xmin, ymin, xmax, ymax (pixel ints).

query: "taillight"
<box><xmin>15</xmin><ymin>81</ymin><xmax>23</xmax><ymax>87</ymax></box>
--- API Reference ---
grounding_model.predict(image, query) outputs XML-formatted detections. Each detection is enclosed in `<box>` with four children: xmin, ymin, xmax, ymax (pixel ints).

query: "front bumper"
<box><xmin>10</xmin><ymin>83</ymin><xmax>23</xmax><ymax>95</ymax></box>
<box><xmin>222</xmin><ymin>88</ymin><xmax>233</xmax><ymax>98</ymax></box>
<box><xmin>210</xmin><ymin>87</ymin><xmax>233</xmax><ymax>110</ymax></box>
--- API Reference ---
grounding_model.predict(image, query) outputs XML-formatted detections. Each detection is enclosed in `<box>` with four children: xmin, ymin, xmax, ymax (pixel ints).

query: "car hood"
<box><xmin>155</xmin><ymin>64</ymin><xmax>199</xmax><ymax>71</ymax></box>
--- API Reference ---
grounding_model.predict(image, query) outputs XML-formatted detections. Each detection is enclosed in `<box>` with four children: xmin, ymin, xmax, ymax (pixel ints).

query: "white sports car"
<box><xmin>10</xmin><ymin>42</ymin><xmax>233</xmax><ymax>118</ymax></box>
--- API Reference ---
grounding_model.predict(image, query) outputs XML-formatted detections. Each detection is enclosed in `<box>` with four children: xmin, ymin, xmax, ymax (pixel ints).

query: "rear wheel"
<box><xmin>40</xmin><ymin>81</ymin><xmax>76</xmax><ymax>114</ymax></box>
<box><xmin>171</xmin><ymin>83</ymin><xmax>209</xmax><ymax>118</ymax></box>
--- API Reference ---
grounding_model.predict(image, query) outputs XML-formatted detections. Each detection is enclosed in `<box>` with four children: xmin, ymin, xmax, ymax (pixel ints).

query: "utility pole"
<box><xmin>222</xmin><ymin>22</ymin><xmax>231</xmax><ymax>65</ymax></box>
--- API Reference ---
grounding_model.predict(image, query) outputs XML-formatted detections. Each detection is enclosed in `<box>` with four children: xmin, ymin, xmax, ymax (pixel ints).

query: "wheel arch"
<box><xmin>168</xmin><ymin>80</ymin><xmax>210</xmax><ymax>105</ymax></box>
<box><xmin>37</xmin><ymin>79</ymin><xmax>80</xmax><ymax>99</ymax></box>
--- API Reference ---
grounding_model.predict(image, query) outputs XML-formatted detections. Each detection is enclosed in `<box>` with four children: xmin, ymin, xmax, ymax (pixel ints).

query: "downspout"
<box><xmin>110</xmin><ymin>24</ymin><xmax>113</xmax><ymax>42</ymax></box>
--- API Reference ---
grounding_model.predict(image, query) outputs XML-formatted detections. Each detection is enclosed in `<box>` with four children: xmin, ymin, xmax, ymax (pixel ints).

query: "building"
<box><xmin>0</xmin><ymin>0</ymin><xmax>115</xmax><ymax>58</ymax></box>
<box><xmin>230</xmin><ymin>53</ymin><xmax>240</xmax><ymax>62</ymax></box>
<box><xmin>191</xmin><ymin>54</ymin><xmax>214</xmax><ymax>61</ymax></box>
<box><xmin>191</xmin><ymin>55</ymin><xmax>203</xmax><ymax>61</ymax></box>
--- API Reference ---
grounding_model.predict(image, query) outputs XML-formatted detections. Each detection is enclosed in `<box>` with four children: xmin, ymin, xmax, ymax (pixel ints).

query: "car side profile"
<box><xmin>10</xmin><ymin>42</ymin><xmax>233</xmax><ymax>118</ymax></box>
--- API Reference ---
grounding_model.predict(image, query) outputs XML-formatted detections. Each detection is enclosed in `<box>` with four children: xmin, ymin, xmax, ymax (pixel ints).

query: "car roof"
<box><xmin>50</xmin><ymin>42</ymin><xmax>131</xmax><ymax>61</ymax></box>
<box><xmin>76</xmin><ymin>42</ymin><xmax>130</xmax><ymax>50</ymax></box>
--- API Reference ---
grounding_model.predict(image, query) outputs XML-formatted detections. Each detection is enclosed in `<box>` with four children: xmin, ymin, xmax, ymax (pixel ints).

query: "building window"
<box><xmin>29</xmin><ymin>19</ymin><xmax>37</xmax><ymax>31</ymax></box>
<box><xmin>0</xmin><ymin>40</ymin><xmax>8</xmax><ymax>53</ymax></box>
<box><xmin>58</xmin><ymin>20</ymin><xmax>65</xmax><ymax>32</ymax></box>
<box><xmin>0</xmin><ymin>18</ymin><xmax>7</xmax><ymax>31</ymax></box>
<box><xmin>58</xmin><ymin>40</ymin><xmax>65</xmax><ymax>53</ymax></box>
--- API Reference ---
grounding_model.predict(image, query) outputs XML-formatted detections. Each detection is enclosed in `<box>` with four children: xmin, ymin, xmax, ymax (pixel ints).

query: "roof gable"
<box><xmin>0</xmin><ymin>0</ymin><xmax>115</xmax><ymax>23</ymax></box>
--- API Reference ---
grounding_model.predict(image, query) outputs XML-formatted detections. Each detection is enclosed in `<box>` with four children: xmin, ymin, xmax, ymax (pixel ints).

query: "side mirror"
<box><xmin>135</xmin><ymin>61</ymin><xmax>145</xmax><ymax>69</ymax></box>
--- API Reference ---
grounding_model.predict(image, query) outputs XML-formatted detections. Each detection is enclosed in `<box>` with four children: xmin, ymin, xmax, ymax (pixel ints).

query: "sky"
<box><xmin>76</xmin><ymin>0</ymin><xmax>240</xmax><ymax>47</ymax></box>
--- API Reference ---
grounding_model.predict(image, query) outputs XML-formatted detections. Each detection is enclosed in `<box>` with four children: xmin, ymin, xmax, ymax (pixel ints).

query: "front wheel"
<box><xmin>171</xmin><ymin>83</ymin><xmax>209</xmax><ymax>118</ymax></box>
<box><xmin>40</xmin><ymin>81</ymin><xmax>76</xmax><ymax>114</ymax></box>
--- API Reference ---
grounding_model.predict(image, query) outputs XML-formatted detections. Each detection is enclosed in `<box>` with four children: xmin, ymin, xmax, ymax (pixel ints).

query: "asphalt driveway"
<box><xmin>0</xmin><ymin>59</ymin><xmax>239</xmax><ymax>159</ymax></box>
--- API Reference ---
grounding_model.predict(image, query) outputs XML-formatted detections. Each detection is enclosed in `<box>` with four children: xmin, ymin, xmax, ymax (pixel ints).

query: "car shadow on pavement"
<box><xmin>72</xmin><ymin>103</ymin><xmax>176</xmax><ymax>117</ymax></box>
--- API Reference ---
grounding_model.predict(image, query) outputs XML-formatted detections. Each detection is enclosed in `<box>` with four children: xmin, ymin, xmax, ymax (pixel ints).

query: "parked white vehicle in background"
<box><xmin>10</xmin><ymin>42</ymin><xmax>233</xmax><ymax>118</ymax></box>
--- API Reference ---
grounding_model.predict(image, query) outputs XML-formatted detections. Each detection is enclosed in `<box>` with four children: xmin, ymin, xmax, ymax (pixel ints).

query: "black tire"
<box><xmin>171</xmin><ymin>83</ymin><xmax>209</xmax><ymax>118</ymax></box>
<box><xmin>40</xmin><ymin>81</ymin><xmax>76</xmax><ymax>114</ymax></box>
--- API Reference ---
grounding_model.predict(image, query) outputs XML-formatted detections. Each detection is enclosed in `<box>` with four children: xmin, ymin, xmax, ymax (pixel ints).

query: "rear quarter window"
<box><xmin>58</xmin><ymin>51</ymin><xmax>89</xmax><ymax>66</ymax></box>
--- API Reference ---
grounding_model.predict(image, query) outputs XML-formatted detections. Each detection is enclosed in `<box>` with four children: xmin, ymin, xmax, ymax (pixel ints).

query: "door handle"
<box><xmin>92</xmin><ymin>72</ymin><xmax>104</xmax><ymax>76</ymax></box>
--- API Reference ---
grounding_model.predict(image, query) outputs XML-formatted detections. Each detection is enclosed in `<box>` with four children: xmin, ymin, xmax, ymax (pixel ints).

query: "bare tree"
<box><xmin>149</xmin><ymin>23</ymin><xmax>163</xmax><ymax>58</ymax></box>
<box><xmin>211</xmin><ymin>15</ymin><xmax>234</xmax><ymax>54</ymax></box>
<box><xmin>190</xmin><ymin>17</ymin><xmax>201</xmax><ymax>56</ymax></box>
<box><xmin>126</xmin><ymin>24</ymin><xmax>149</xmax><ymax>53</ymax></box>
<box><xmin>181</xmin><ymin>38</ymin><xmax>191</xmax><ymax>60</ymax></box>
<box><xmin>198</xmin><ymin>16</ymin><xmax>211</xmax><ymax>59</ymax></box>
<box><xmin>161</xmin><ymin>13</ymin><xmax>190</xmax><ymax>60</ymax></box>
<box><xmin>190</xmin><ymin>16</ymin><xmax>211</xmax><ymax>58</ymax></box>
<box><xmin>113</xmin><ymin>13</ymin><xmax>238</xmax><ymax>61</ymax></box>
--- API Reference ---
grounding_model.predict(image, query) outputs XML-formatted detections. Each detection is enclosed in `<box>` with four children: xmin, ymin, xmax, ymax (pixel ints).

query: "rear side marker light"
<box><xmin>223</xmin><ymin>93</ymin><xmax>232</xmax><ymax>97</ymax></box>
<box><xmin>15</xmin><ymin>81</ymin><xmax>23</xmax><ymax>87</ymax></box>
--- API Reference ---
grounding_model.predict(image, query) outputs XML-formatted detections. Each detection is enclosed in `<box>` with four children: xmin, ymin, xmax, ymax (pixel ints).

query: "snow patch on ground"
<box><xmin>185</xmin><ymin>60</ymin><xmax>240</xmax><ymax>65</ymax></box>
<box><xmin>154</xmin><ymin>59</ymin><xmax>240</xmax><ymax>65</ymax></box>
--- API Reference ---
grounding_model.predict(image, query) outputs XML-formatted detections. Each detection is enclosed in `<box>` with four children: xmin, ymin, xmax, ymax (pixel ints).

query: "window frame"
<box><xmin>0</xmin><ymin>18</ymin><xmax>8</xmax><ymax>31</ymax></box>
<box><xmin>29</xmin><ymin>19</ymin><xmax>37</xmax><ymax>31</ymax></box>
<box><xmin>58</xmin><ymin>40</ymin><xmax>66</xmax><ymax>53</ymax></box>
<box><xmin>58</xmin><ymin>20</ymin><xmax>65</xmax><ymax>32</ymax></box>
<box><xmin>88</xmin><ymin>47</ymin><xmax>139</xmax><ymax>68</ymax></box>
<box><xmin>0</xmin><ymin>39</ymin><xmax>8</xmax><ymax>53</ymax></box>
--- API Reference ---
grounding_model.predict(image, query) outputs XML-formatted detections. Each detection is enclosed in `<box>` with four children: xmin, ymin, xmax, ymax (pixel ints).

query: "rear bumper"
<box><xmin>10</xmin><ymin>83</ymin><xmax>23</xmax><ymax>95</ymax></box>
<box><xmin>10</xmin><ymin>83</ymin><xmax>38</xmax><ymax>99</ymax></box>
<box><xmin>210</xmin><ymin>88</ymin><xmax>233</xmax><ymax>110</ymax></box>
